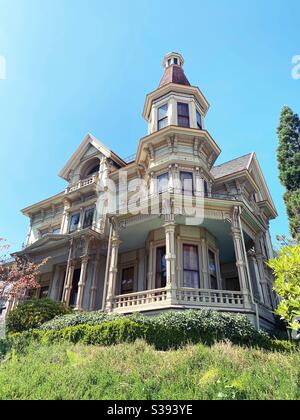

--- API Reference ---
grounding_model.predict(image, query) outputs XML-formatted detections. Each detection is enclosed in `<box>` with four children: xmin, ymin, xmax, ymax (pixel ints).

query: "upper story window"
<box><xmin>157</xmin><ymin>173</ymin><xmax>169</xmax><ymax>193</ymax></box>
<box><xmin>174</xmin><ymin>58</ymin><xmax>178</xmax><ymax>65</ymax></box>
<box><xmin>83</xmin><ymin>208</ymin><xmax>95</xmax><ymax>229</ymax></box>
<box><xmin>183</xmin><ymin>244</ymin><xmax>200</xmax><ymax>288</ymax></box>
<box><xmin>158</xmin><ymin>104</ymin><xmax>168</xmax><ymax>131</ymax></box>
<box><xmin>81</xmin><ymin>158</ymin><xmax>100</xmax><ymax>180</ymax></box>
<box><xmin>208</xmin><ymin>250</ymin><xmax>218</xmax><ymax>289</ymax></box>
<box><xmin>69</xmin><ymin>213</ymin><xmax>80</xmax><ymax>233</ymax></box>
<box><xmin>196</xmin><ymin>111</ymin><xmax>202</xmax><ymax>130</ymax></box>
<box><xmin>204</xmin><ymin>180</ymin><xmax>209</xmax><ymax>197</ymax></box>
<box><xmin>177</xmin><ymin>103</ymin><xmax>190</xmax><ymax>128</ymax></box>
<box><xmin>180</xmin><ymin>172</ymin><xmax>194</xmax><ymax>196</ymax></box>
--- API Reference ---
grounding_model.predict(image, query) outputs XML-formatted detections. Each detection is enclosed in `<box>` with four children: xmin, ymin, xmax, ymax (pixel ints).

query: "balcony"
<box><xmin>65</xmin><ymin>175</ymin><xmax>98</xmax><ymax>195</ymax></box>
<box><xmin>112</xmin><ymin>287</ymin><xmax>246</xmax><ymax>314</ymax></box>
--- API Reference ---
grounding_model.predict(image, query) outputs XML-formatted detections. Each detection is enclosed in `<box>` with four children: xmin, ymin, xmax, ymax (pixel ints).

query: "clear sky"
<box><xmin>0</xmin><ymin>0</ymin><xmax>299</xmax><ymax>252</ymax></box>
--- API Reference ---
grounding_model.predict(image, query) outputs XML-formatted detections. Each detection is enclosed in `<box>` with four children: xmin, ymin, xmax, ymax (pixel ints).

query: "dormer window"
<box><xmin>158</xmin><ymin>104</ymin><xmax>168</xmax><ymax>131</ymax></box>
<box><xmin>196</xmin><ymin>111</ymin><xmax>202</xmax><ymax>130</ymax></box>
<box><xmin>177</xmin><ymin>103</ymin><xmax>190</xmax><ymax>128</ymax></box>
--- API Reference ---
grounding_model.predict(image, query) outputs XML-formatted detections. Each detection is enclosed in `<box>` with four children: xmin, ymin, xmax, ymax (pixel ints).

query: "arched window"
<box><xmin>80</xmin><ymin>158</ymin><xmax>100</xmax><ymax>179</ymax></box>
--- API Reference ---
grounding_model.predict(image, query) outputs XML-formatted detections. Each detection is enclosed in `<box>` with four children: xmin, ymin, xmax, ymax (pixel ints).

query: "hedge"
<box><xmin>40</xmin><ymin>310</ymin><xmax>272</xmax><ymax>349</ymax></box>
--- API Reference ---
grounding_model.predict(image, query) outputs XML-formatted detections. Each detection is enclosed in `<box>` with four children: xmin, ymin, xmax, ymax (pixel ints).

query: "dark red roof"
<box><xmin>159</xmin><ymin>65</ymin><xmax>191</xmax><ymax>88</ymax></box>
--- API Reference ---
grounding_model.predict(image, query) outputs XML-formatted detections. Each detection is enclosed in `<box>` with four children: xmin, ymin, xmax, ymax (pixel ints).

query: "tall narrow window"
<box><xmin>69</xmin><ymin>213</ymin><xmax>80</xmax><ymax>233</ymax></box>
<box><xmin>180</xmin><ymin>172</ymin><xmax>194</xmax><ymax>196</ymax></box>
<box><xmin>196</xmin><ymin>111</ymin><xmax>202</xmax><ymax>130</ymax></box>
<box><xmin>208</xmin><ymin>250</ymin><xmax>218</xmax><ymax>289</ymax></box>
<box><xmin>177</xmin><ymin>103</ymin><xmax>190</xmax><ymax>128</ymax></box>
<box><xmin>69</xmin><ymin>268</ymin><xmax>81</xmax><ymax>307</ymax></box>
<box><xmin>121</xmin><ymin>267</ymin><xmax>134</xmax><ymax>294</ymax></box>
<box><xmin>156</xmin><ymin>246</ymin><xmax>167</xmax><ymax>288</ymax></box>
<box><xmin>157</xmin><ymin>173</ymin><xmax>169</xmax><ymax>194</ymax></box>
<box><xmin>158</xmin><ymin>104</ymin><xmax>168</xmax><ymax>131</ymax></box>
<box><xmin>183</xmin><ymin>245</ymin><xmax>200</xmax><ymax>288</ymax></box>
<box><xmin>204</xmin><ymin>180</ymin><xmax>209</xmax><ymax>197</ymax></box>
<box><xmin>83</xmin><ymin>208</ymin><xmax>95</xmax><ymax>229</ymax></box>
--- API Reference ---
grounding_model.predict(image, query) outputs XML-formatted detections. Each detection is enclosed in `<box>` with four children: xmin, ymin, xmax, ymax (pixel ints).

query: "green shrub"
<box><xmin>6</xmin><ymin>298</ymin><xmax>70</xmax><ymax>334</ymax></box>
<box><xmin>40</xmin><ymin>310</ymin><xmax>121</xmax><ymax>331</ymax></box>
<box><xmin>22</xmin><ymin>310</ymin><xmax>273</xmax><ymax>350</ymax></box>
<box><xmin>271</xmin><ymin>340</ymin><xmax>299</xmax><ymax>353</ymax></box>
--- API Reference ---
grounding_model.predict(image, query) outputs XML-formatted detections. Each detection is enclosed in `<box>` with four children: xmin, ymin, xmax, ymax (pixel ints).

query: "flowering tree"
<box><xmin>0</xmin><ymin>238</ymin><xmax>48</xmax><ymax>303</ymax></box>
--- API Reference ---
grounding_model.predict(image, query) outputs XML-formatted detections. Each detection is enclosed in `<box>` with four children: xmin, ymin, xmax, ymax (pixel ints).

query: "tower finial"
<box><xmin>163</xmin><ymin>52</ymin><xmax>185</xmax><ymax>69</ymax></box>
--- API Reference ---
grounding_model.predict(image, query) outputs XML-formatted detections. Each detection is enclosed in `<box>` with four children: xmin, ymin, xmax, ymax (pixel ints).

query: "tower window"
<box><xmin>158</xmin><ymin>104</ymin><xmax>168</xmax><ymax>131</ymax></box>
<box><xmin>157</xmin><ymin>173</ymin><xmax>169</xmax><ymax>193</ymax></box>
<box><xmin>177</xmin><ymin>103</ymin><xmax>190</xmax><ymax>128</ymax></box>
<box><xmin>196</xmin><ymin>111</ymin><xmax>202</xmax><ymax>130</ymax></box>
<box><xmin>69</xmin><ymin>213</ymin><xmax>80</xmax><ymax>233</ymax></box>
<box><xmin>174</xmin><ymin>58</ymin><xmax>178</xmax><ymax>65</ymax></box>
<box><xmin>180</xmin><ymin>172</ymin><xmax>194</xmax><ymax>196</ymax></box>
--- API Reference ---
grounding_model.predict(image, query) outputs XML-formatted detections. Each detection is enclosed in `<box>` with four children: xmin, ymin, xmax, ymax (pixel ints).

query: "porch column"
<box><xmin>247</xmin><ymin>251</ymin><xmax>264</xmax><ymax>303</ymax></box>
<box><xmin>63</xmin><ymin>262</ymin><xmax>75</xmax><ymax>306</ymax></box>
<box><xmin>89</xmin><ymin>255</ymin><xmax>100</xmax><ymax>311</ymax></box>
<box><xmin>75</xmin><ymin>256</ymin><xmax>89</xmax><ymax>311</ymax></box>
<box><xmin>105</xmin><ymin>234</ymin><xmax>122</xmax><ymax>312</ymax></box>
<box><xmin>164</xmin><ymin>222</ymin><xmax>177</xmax><ymax>300</ymax></box>
<box><xmin>254</xmin><ymin>234</ymin><xmax>270</xmax><ymax>307</ymax></box>
<box><xmin>201</xmin><ymin>238</ymin><xmax>210</xmax><ymax>289</ymax></box>
<box><xmin>147</xmin><ymin>241</ymin><xmax>154</xmax><ymax>290</ymax></box>
<box><xmin>231</xmin><ymin>207</ymin><xmax>251</xmax><ymax>307</ymax></box>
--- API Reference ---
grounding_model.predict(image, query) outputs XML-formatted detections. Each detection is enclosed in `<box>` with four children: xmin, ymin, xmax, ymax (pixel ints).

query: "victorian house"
<box><xmin>9</xmin><ymin>53</ymin><xmax>278</xmax><ymax>330</ymax></box>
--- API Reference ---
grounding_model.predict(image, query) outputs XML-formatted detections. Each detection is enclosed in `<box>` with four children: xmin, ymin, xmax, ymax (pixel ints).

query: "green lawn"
<box><xmin>0</xmin><ymin>340</ymin><xmax>299</xmax><ymax>400</ymax></box>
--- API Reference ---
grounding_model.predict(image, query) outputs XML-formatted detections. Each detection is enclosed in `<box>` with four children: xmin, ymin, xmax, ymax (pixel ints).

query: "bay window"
<box><xmin>180</xmin><ymin>172</ymin><xmax>194</xmax><ymax>196</ymax></box>
<box><xmin>158</xmin><ymin>104</ymin><xmax>168</xmax><ymax>131</ymax></box>
<box><xmin>69</xmin><ymin>213</ymin><xmax>80</xmax><ymax>233</ymax></box>
<box><xmin>156</xmin><ymin>246</ymin><xmax>167</xmax><ymax>288</ymax></box>
<box><xmin>157</xmin><ymin>173</ymin><xmax>169</xmax><ymax>194</ymax></box>
<box><xmin>83</xmin><ymin>208</ymin><xmax>95</xmax><ymax>229</ymax></box>
<box><xmin>208</xmin><ymin>250</ymin><xmax>218</xmax><ymax>289</ymax></box>
<box><xmin>196</xmin><ymin>111</ymin><xmax>202</xmax><ymax>130</ymax></box>
<box><xmin>121</xmin><ymin>267</ymin><xmax>134</xmax><ymax>294</ymax></box>
<box><xmin>183</xmin><ymin>244</ymin><xmax>200</xmax><ymax>288</ymax></box>
<box><xmin>177</xmin><ymin>103</ymin><xmax>190</xmax><ymax>128</ymax></box>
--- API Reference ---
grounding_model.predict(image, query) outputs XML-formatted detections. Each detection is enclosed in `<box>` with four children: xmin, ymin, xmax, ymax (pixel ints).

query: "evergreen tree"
<box><xmin>277</xmin><ymin>106</ymin><xmax>300</xmax><ymax>239</ymax></box>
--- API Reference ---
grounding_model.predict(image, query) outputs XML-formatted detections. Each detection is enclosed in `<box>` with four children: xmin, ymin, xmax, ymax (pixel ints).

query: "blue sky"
<box><xmin>0</xmin><ymin>0</ymin><xmax>299</xmax><ymax>252</ymax></box>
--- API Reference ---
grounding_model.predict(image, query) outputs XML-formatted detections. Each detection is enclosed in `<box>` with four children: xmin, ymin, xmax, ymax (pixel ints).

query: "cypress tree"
<box><xmin>277</xmin><ymin>106</ymin><xmax>300</xmax><ymax>239</ymax></box>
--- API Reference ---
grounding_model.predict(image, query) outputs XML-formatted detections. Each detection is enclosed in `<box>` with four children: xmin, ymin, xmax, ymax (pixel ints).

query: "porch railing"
<box><xmin>176</xmin><ymin>288</ymin><xmax>245</xmax><ymax>307</ymax></box>
<box><xmin>65</xmin><ymin>175</ymin><xmax>98</xmax><ymax>194</ymax></box>
<box><xmin>113</xmin><ymin>288</ymin><xmax>168</xmax><ymax>310</ymax></box>
<box><xmin>112</xmin><ymin>287</ymin><xmax>245</xmax><ymax>312</ymax></box>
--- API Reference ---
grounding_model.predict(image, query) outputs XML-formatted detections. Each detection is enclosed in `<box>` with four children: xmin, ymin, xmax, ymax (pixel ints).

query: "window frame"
<box><xmin>155</xmin><ymin>245</ymin><xmax>167</xmax><ymax>289</ymax></box>
<box><xmin>157</xmin><ymin>103</ymin><xmax>169</xmax><ymax>131</ymax></box>
<box><xmin>183</xmin><ymin>244</ymin><xmax>200</xmax><ymax>289</ymax></box>
<box><xmin>207</xmin><ymin>247</ymin><xmax>221</xmax><ymax>290</ymax></box>
<box><xmin>83</xmin><ymin>207</ymin><xmax>95</xmax><ymax>230</ymax></box>
<box><xmin>157</xmin><ymin>172</ymin><xmax>169</xmax><ymax>194</ymax></box>
<box><xmin>177</xmin><ymin>102</ymin><xmax>190</xmax><ymax>128</ymax></box>
<box><xmin>196</xmin><ymin>110</ymin><xmax>202</xmax><ymax>130</ymax></box>
<box><xmin>180</xmin><ymin>171</ymin><xmax>194</xmax><ymax>196</ymax></box>
<box><xmin>69</xmin><ymin>212</ymin><xmax>81</xmax><ymax>233</ymax></box>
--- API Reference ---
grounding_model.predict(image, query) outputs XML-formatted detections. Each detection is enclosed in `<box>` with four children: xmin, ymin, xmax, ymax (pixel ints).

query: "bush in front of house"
<box><xmin>38</xmin><ymin>309</ymin><xmax>272</xmax><ymax>350</ymax></box>
<box><xmin>39</xmin><ymin>310</ymin><xmax>122</xmax><ymax>331</ymax></box>
<box><xmin>6</xmin><ymin>298</ymin><xmax>70</xmax><ymax>334</ymax></box>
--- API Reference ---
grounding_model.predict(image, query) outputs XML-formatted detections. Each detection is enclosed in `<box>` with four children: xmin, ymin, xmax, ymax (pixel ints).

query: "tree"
<box><xmin>268</xmin><ymin>245</ymin><xmax>300</xmax><ymax>333</ymax></box>
<box><xmin>277</xmin><ymin>106</ymin><xmax>300</xmax><ymax>239</ymax></box>
<box><xmin>0</xmin><ymin>238</ymin><xmax>48</xmax><ymax>303</ymax></box>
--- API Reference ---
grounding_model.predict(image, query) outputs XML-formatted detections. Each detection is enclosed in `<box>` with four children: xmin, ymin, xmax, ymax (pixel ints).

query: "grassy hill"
<box><xmin>0</xmin><ymin>340</ymin><xmax>299</xmax><ymax>400</ymax></box>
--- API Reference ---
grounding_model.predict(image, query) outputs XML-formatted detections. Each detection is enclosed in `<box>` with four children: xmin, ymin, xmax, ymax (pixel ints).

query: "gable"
<box><xmin>59</xmin><ymin>133</ymin><xmax>125</xmax><ymax>181</ymax></box>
